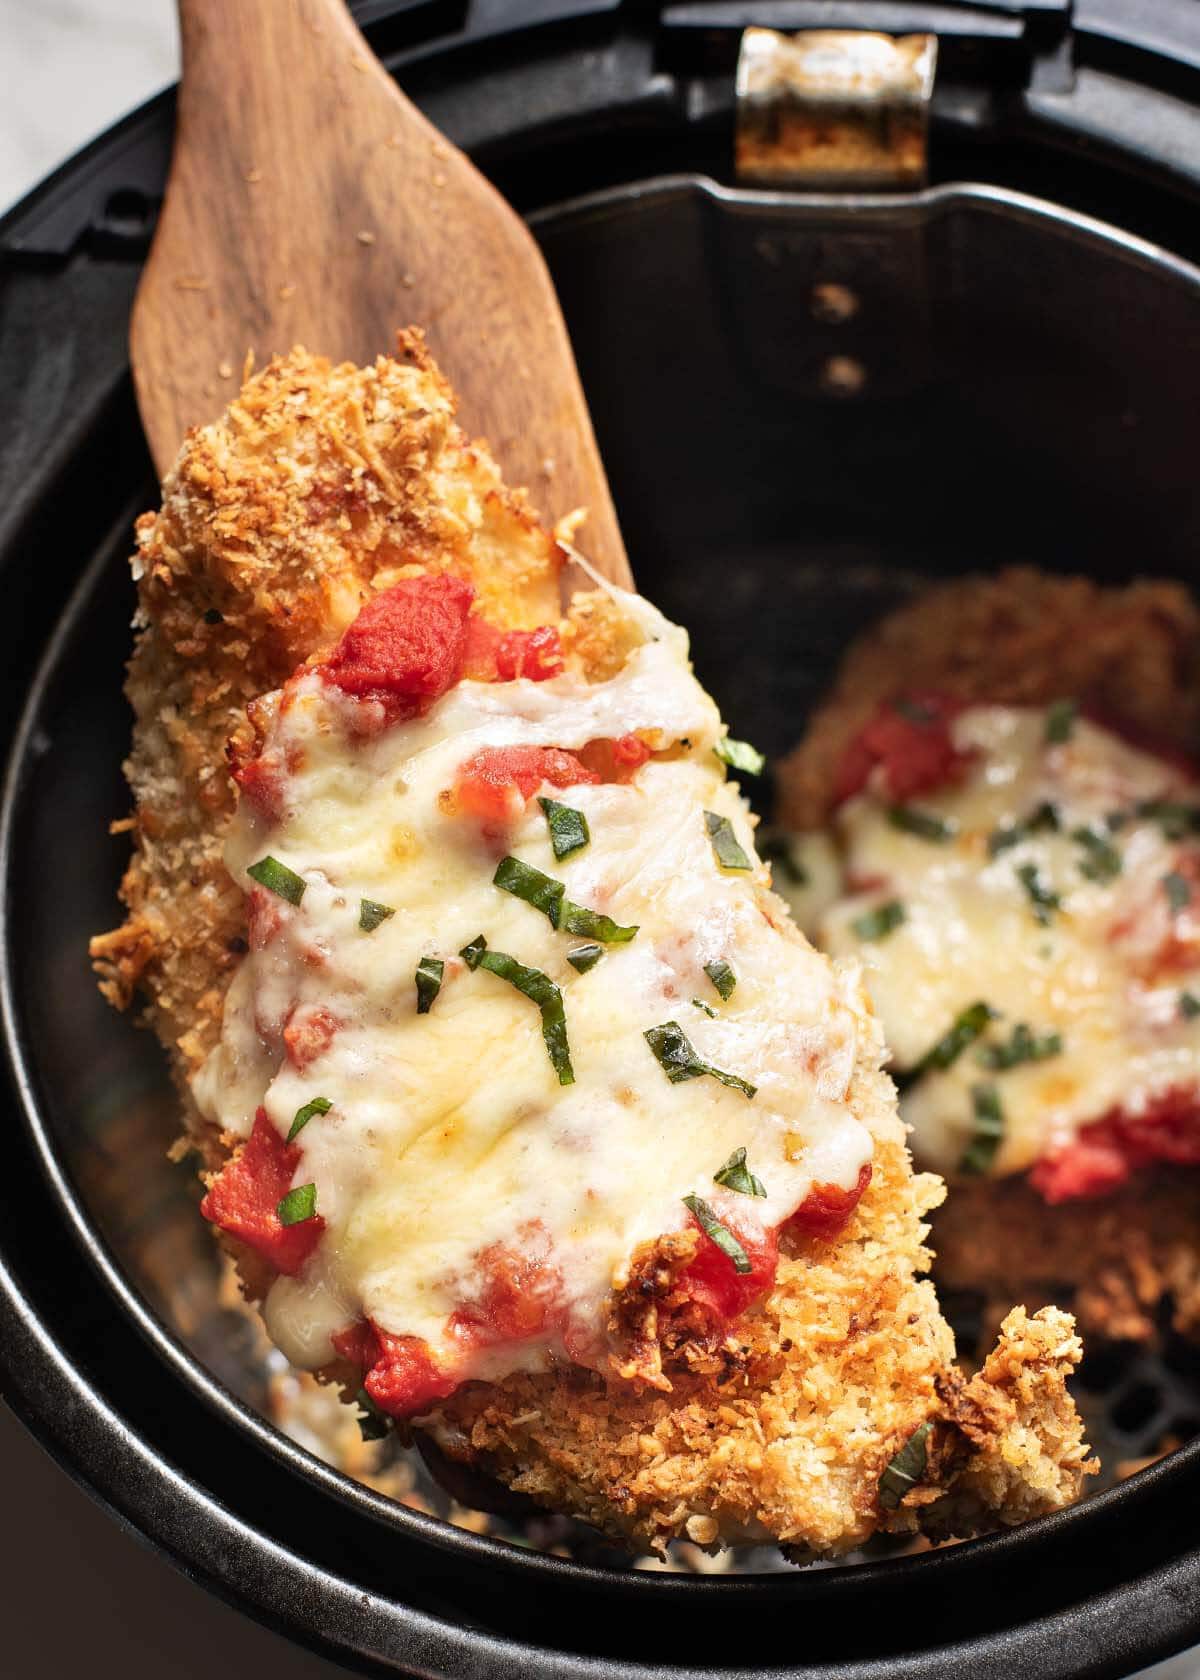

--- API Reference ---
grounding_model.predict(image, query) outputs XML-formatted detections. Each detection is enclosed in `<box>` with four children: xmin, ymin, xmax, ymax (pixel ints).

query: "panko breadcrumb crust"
<box><xmin>775</xmin><ymin>568</ymin><xmax>1200</xmax><ymax>1344</ymax></box>
<box><xmin>92</xmin><ymin>341</ymin><xmax>1091</xmax><ymax>1556</ymax></box>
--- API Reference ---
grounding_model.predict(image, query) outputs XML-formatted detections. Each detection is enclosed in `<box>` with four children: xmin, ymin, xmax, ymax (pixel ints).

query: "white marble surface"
<box><xmin>1</xmin><ymin>4</ymin><xmax>1198</xmax><ymax>1677</ymax></box>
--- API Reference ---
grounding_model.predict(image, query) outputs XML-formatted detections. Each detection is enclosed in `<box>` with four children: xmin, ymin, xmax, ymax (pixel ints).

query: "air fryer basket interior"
<box><xmin>5</xmin><ymin>175</ymin><xmax>1200</xmax><ymax>1672</ymax></box>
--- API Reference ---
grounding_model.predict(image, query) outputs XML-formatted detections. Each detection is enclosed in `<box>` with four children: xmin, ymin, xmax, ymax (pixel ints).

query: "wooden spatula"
<box><xmin>130</xmin><ymin>0</ymin><xmax>631</xmax><ymax>587</ymax></box>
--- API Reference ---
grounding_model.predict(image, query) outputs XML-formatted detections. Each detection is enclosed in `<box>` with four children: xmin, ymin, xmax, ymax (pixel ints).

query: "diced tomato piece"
<box><xmin>231</xmin><ymin>752</ymin><xmax>286</xmax><ymax>825</ymax></box>
<box><xmin>496</xmin><ymin>625</ymin><xmax>564</xmax><ymax>682</ymax></box>
<box><xmin>1030</xmin><ymin>1089</ymin><xmax>1200</xmax><ymax>1203</ymax></box>
<box><xmin>462</xmin><ymin>615</ymin><xmax>504</xmax><ymax>681</ymax></box>
<box><xmin>322</xmin><ymin>574</ymin><xmax>474</xmax><ymax>713</ymax></box>
<box><xmin>283</xmin><ymin>1004</ymin><xmax>340</xmax><ymax>1071</ymax></box>
<box><xmin>834</xmin><ymin>693</ymin><xmax>969</xmax><ymax>806</ymax></box>
<box><xmin>454</xmin><ymin>744</ymin><xmax>599</xmax><ymax>825</ymax></box>
<box><xmin>784</xmin><ymin>1163</ymin><xmax>873</xmax><ymax>1240</ymax></box>
<box><xmin>246</xmin><ymin>886</ymin><xmax>288</xmax><ymax>952</ymax></box>
<box><xmin>200</xmin><ymin>1108</ymin><xmax>324</xmax><ymax>1276</ymax></box>
<box><xmin>332</xmin><ymin>1320</ymin><xmax>457</xmax><ymax>1418</ymax></box>
<box><xmin>679</xmin><ymin>1202</ymin><xmax>778</xmax><ymax>1323</ymax></box>
<box><xmin>449</xmin><ymin>1238</ymin><xmax>563</xmax><ymax>1348</ymax></box>
<box><xmin>577</xmin><ymin>732</ymin><xmax>653</xmax><ymax>784</ymax></box>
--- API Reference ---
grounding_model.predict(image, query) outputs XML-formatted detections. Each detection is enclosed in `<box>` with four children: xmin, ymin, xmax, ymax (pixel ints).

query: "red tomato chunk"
<box><xmin>200</xmin><ymin>1108</ymin><xmax>324</xmax><ymax>1276</ymax></box>
<box><xmin>834</xmin><ymin>693</ymin><xmax>969</xmax><ymax>806</ymax></box>
<box><xmin>332</xmin><ymin>1321</ymin><xmax>457</xmax><ymax>1418</ymax></box>
<box><xmin>455</xmin><ymin>745</ymin><xmax>599</xmax><ymax>824</ymax></box>
<box><xmin>784</xmin><ymin>1163</ymin><xmax>873</xmax><ymax>1240</ymax></box>
<box><xmin>283</xmin><ymin>1004</ymin><xmax>340</xmax><ymax>1072</ymax></box>
<box><xmin>1030</xmin><ymin>1089</ymin><xmax>1200</xmax><ymax>1203</ymax></box>
<box><xmin>449</xmin><ymin>1240</ymin><xmax>563</xmax><ymax>1348</ymax></box>
<box><xmin>496</xmin><ymin>624</ymin><xmax>564</xmax><ymax>682</ymax></box>
<box><xmin>680</xmin><ymin>1203</ymin><xmax>778</xmax><ymax>1323</ymax></box>
<box><xmin>322</xmin><ymin>573</ymin><xmax>474</xmax><ymax>712</ymax></box>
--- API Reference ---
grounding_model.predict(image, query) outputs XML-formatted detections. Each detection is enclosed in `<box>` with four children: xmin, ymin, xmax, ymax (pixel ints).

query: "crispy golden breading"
<box><xmin>775</xmin><ymin>567</ymin><xmax>1200</xmax><ymax>1342</ymax></box>
<box><xmin>93</xmin><ymin>347</ymin><xmax>1092</xmax><ymax>1554</ymax></box>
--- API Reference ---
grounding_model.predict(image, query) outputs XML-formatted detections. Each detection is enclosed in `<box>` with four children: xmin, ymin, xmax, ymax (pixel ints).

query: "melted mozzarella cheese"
<box><xmin>819</xmin><ymin>706</ymin><xmax>1200</xmax><ymax>1177</ymax></box>
<box><xmin>194</xmin><ymin>591</ymin><xmax>873</xmax><ymax>1380</ymax></box>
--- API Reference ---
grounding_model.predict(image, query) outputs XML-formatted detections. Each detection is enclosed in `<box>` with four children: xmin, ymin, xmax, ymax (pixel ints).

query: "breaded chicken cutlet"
<box><xmin>776</xmin><ymin>569</ymin><xmax>1200</xmax><ymax>1346</ymax></box>
<box><xmin>92</xmin><ymin>340</ymin><xmax>1092</xmax><ymax>1557</ymax></box>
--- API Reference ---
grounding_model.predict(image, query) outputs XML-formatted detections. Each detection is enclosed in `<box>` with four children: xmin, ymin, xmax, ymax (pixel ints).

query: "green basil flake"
<box><xmin>355</xmin><ymin>1388</ymin><xmax>391</xmax><ymax>1444</ymax></box>
<box><xmin>415</xmin><ymin>956</ymin><xmax>444</xmax><ymax>1013</ymax></box>
<box><xmin>704</xmin><ymin>811</ymin><xmax>753</xmax><ymax>872</ymax></box>
<box><xmin>247</xmin><ymin>855</ymin><xmax>306</xmax><ymax>906</ymax></box>
<box><xmin>976</xmin><ymin>1022</ymin><xmax>1063</xmax><ymax>1071</ymax></box>
<box><xmin>568</xmin><ymin>943</ymin><xmax>604</xmax><ymax>974</ymax></box>
<box><xmin>1016</xmin><ymin>862</ymin><xmax>1060</xmax><ymax>925</ymax></box>
<box><xmin>459</xmin><ymin>935</ymin><xmax>574</xmax><ymax>1084</ymax></box>
<box><xmin>851</xmin><ymin>900</ymin><xmax>906</xmax><ymax>942</ymax></box>
<box><xmin>1181</xmin><ymin>991</ymin><xmax>1200</xmax><ymax>1020</ymax></box>
<box><xmin>644</xmin><ymin>1020</ymin><xmax>756</xmax><ymax>1098</ymax></box>
<box><xmin>682</xmin><ymin>1193</ymin><xmax>752</xmax><ymax>1274</ymax></box>
<box><xmin>1136</xmin><ymin>799</ymin><xmax>1200</xmax><ymax>841</ymax></box>
<box><xmin>287</xmin><ymin>1096</ymin><xmax>332</xmax><ymax>1143</ymax></box>
<box><xmin>277</xmin><ymin>1183</ymin><xmax>318</xmax><ymax>1226</ymax></box>
<box><xmin>494</xmin><ymin>856</ymin><xmax>637</xmax><ymax>943</ymax></box>
<box><xmin>1045</xmin><ymin>699</ymin><xmax>1078</xmax><ymax>744</ymax></box>
<box><xmin>1165</xmin><ymin>871</ymin><xmax>1193</xmax><ymax>915</ymax></box>
<box><xmin>359</xmin><ymin>898</ymin><xmax>396</xmax><ymax>932</ymax></box>
<box><xmin>988</xmin><ymin>801</ymin><xmax>1060</xmax><ymax>858</ymax></box>
<box><xmin>878</xmin><ymin>1420</ymin><xmax>933</xmax><ymax>1510</ymax></box>
<box><xmin>539</xmin><ymin>797</ymin><xmax>590</xmax><ymax>860</ymax></box>
<box><xmin>714</xmin><ymin>737</ymin><xmax>766</xmax><ymax>776</ymax></box>
<box><xmin>692</xmin><ymin>997</ymin><xmax>718</xmax><ymax>1017</ymax></box>
<box><xmin>1073</xmin><ymin>826</ymin><xmax>1122</xmax><ymax>884</ymax></box>
<box><xmin>759</xmin><ymin>834</ymin><xmax>809</xmax><ymax>886</ymax></box>
<box><xmin>888</xmin><ymin>804</ymin><xmax>956</xmax><ymax>843</ymax></box>
<box><xmin>906</xmin><ymin>1001</ymin><xmax>996</xmax><ymax>1081</ymax></box>
<box><xmin>713</xmin><ymin>1146</ymin><xmax>766</xmax><ymax>1198</ymax></box>
<box><xmin>894</xmin><ymin>698</ymin><xmax>935</xmax><ymax>725</ymax></box>
<box><xmin>959</xmin><ymin>1084</ymin><xmax>1005</xmax><ymax>1175</ymax></box>
<box><xmin>704</xmin><ymin>959</ymin><xmax>736</xmax><ymax>1002</ymax></box>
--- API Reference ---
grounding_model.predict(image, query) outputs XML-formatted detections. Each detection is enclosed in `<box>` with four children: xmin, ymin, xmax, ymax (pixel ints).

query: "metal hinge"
<box><xmin>735</xmin><ymin>26</ymin><xmax>937</xmax><ymax>186</ymax></box>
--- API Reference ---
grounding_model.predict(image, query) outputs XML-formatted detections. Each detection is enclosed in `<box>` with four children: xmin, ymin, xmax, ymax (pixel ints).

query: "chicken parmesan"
<box><xmin>776</xmin><ymin>569</ymin><xmax>1200</xmax><ymax>1341</ymax></box>
<box><xmin>93</xmin><ymin>343</ymin><xmax>1091</xmax><ymax>1554</ymax></box>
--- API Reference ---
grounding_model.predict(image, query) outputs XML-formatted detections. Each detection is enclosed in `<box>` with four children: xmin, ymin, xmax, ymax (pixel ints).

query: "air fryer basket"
<box><xmin>4</xmin><ymin>3</ymin><xmax>1200</xmax><ymax>1676</ymax></box>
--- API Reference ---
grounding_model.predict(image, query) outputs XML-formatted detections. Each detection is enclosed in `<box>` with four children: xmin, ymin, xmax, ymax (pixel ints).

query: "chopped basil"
<box><xmin>759</xmin><ymin>834</ymin><xmax>809</xmax><ymax>886</ymax></box>
<box><xmin>704</xmin><ymin>959</ymin><xmax>736</xmax><ymax>1002</ymax></box>
<box><xmin>878</xmin><ymin>1420</ymin><xmax>933</xmax><ymax>1510</ymax></box>
<box><xmin>359</xmin><ymin>898</ymin><xmax>396</xmax><ymax>932</ymax></box>
<box><xmin>682</xmin><ymin>1193</ymin><xmax>752</xmax><ymax>1273</ymax></box>
<box><xmin>493</xmin><ymin>856</ymin><xmax>638</xmax><ymax>943</ymax></box>
<box><xmin>988</xmin><ymin>801</ymin><xmax>1060</xmax><ymax>857</ymax></box>
<box><xmin>1136</xmin><ymin>800</ymin><xmax>1200</xmax><ymax>840</ymax></box>
<box><xmin>905</xmin><ymin>1001</ymin><xmax>996</xmax><ymax>1083</ymax></box>
<box><xmin>539</xmin><ymin>797</ymin><xmax>590</xmax><ymax>860</ymax></box>
<box><xmin>976</xmin><ymin>1022</ymin><xmax>1062</xmax><ymax>1070</ymax></box>
<box><xmin>1165</xmin><ymin>871</ymin><xmax>1193</xmax><ymax>915</ymax></box>
<box><xmin>959</xmin><ymin>1084</ymin><xmax>1005</xmax><ymax>1175</ymax></box>
<box><xmin>713</xmin><ymin>1146</ymin><xmax>766</xmax><ymax>1198</ymax></box>
<box><xmin>415</xmin><ymin>956</ymin><xmax>444</xmax><ymax>1013</ymax></box>
<box><xmin>644</xmin><ymin>1020</ymin><xmax>756</xmax><ymax>1098</ymax></box>
<box><xmin>888</xmin><ymin>805</ymin><xmax>956</xmax><ymax>843</ymax></box>
<box><xmin>1073</xmin><ymin>826</ymin><xmax>1122</xmax><ymax>884</ymax></box>
<box><xmin>460</xmin><ymin>935</ymin><xmax>574</xmax><ymax>1084</ymax></box>
<box><xmin>247</xmin><ymin>855</ymin><xmax>306</xmax><ymax>906</ymax></box>
<box><xmin>894</xmin><ymin>698</ymin><xmax>935</xmax><ymax>725</ymax></box>
<box><xmin>704</xmin><ymin>811</ymin><xmax>753</xmax><ymax>872</ymax></box>
<box><xmin>691</xmin><ymin>997</ymin><xmax>718</xmax><ymax>1017</ymax></box>
<box><xmin>1181</xmin><ymin>991</ymin><xmax>1200</xmax><ymax>1020</ymax></box>
<box><xmin>714</xmin><ymin>737</ymin><xmax>766</xmax><ymax>776</ymax></box>
<box><xmin>567</xmin><ymin>943</ymin><xmax>604</xmax><ymax>974</ymax></box>
<box><xmin>287</xmin><ymin>1096</ymin><xmax>331</xmax><ymax>1143</ymax></box>
<box><xmin>851</xmin><ymin>900</ymin><xmax>906</xmax><ymax>942</ymax></box>
<box><xmin>1016</xmin><ymin>862</ymin><xmax>1060</xmax><ymax>925</ymax></box>
<box><xmin>277</xmin><ymin>1183</ymin><xmax>317</xmax><ymax>1226</ymax></box>
<box><xmin>1045</xmin><ymin>699</ymin><xmax>1078</xmax><ymax>744</ymax></box>
<box><xmin>355</xmin><ymin>1388</ymin><xmax>391</xmax><ymax>1444</ymax></box>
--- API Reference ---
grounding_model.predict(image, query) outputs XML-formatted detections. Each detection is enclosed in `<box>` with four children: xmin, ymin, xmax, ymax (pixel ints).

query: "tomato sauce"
<box><xmin>332</xmin><ymin>1322</ymin><xmax>457</xmax><ymax>1417</ymax></box>
<box><xmin>679</xmin><ymin>1203</ymin><xmax>778</xmax><ymax>1322</ymax></box>
<box><xmin>834</xmin><ymin>694</ymin><xmax>970</xmax><ymax>807</ymax></box>
<box><xmin>200</xmin><ymin>1108</ymin><xmax>324</xmax><ymax>1275</ymax></box>
<box><xmin>1030</xmin><ymin>1088</ymin><xmax>1200</xmax><ymax>1203</ymax></box>
<box><xmin>784</xmin><ymin>1163</ymin><xmax>872</xmax><ymax>1239</ymax></box>
<box><xmin>322</xmin><ymin>573</ymin><xmax>475</xmax><ymax>714</ymax></box>
<box><xmin>454</xmin><ymin>745</ymin><xmax>599</xmax><ymax>825</ymax></box>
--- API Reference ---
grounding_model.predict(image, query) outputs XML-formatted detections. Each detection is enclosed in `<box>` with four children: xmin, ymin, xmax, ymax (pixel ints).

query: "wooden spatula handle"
<box><xmin>134</xmin><ymin>0</ymin><xmax>631</xmax><ymax>586</ymax></box>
